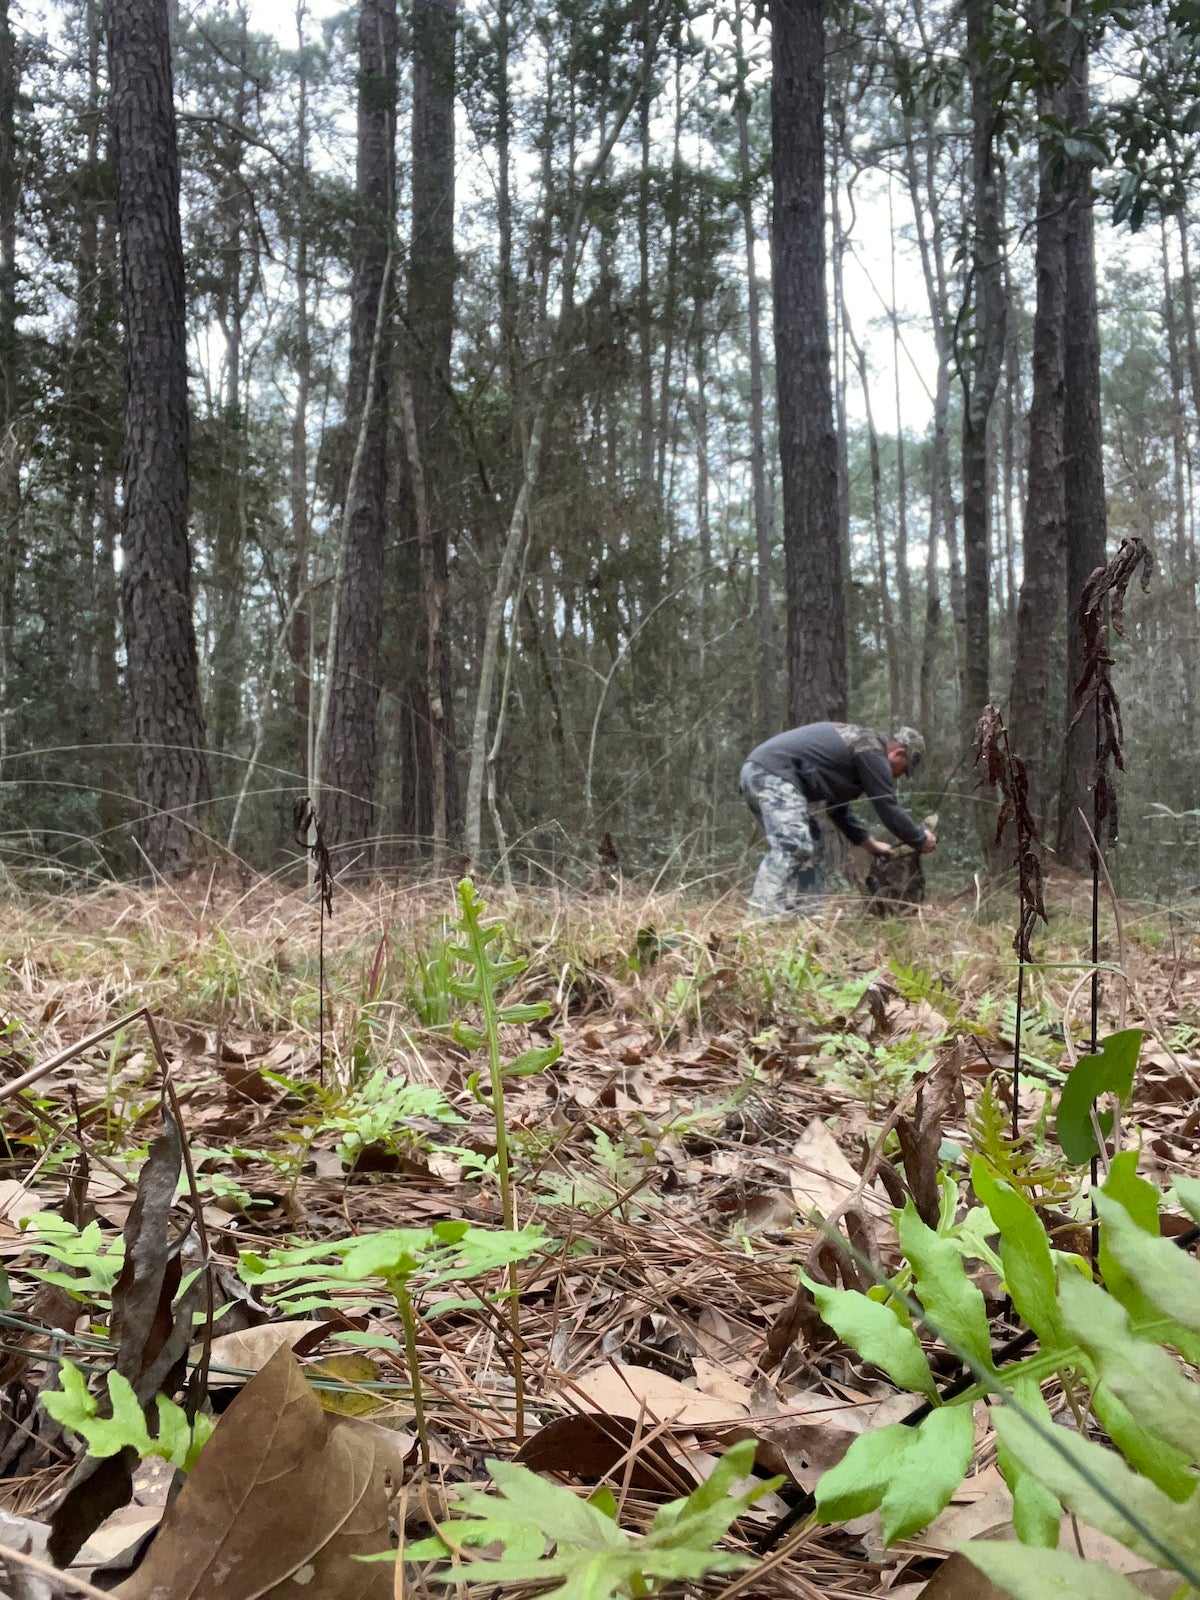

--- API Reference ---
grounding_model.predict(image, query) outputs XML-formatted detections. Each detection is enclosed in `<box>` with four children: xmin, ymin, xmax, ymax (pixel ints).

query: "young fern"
<box><xmin>447</xmin><ymin>879</ymin><xmax>562</xmax><ymax>1442</ymax></box>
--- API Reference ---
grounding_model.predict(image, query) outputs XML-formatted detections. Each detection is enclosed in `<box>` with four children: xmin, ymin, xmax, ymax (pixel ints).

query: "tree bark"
<box><xmin>959</xmin><ymin>0</ymin><xmax>1007</xmax><ymax>742</ymax></box>
<box><xmin>771</xmin><ymin>0</ymin><xmax>844</xmax><ymax>726</ymax></box>
<box><xmin>0</xmin><ymin>0</ymin><xmax>18</xmax><ymax>771</ymax></box>
<box><xmin>408</xmin><ymin>0</ymin><xmax>458</xmax><ymax>851</ymax></box>
<box><xmin>109</xmin><ymin>0</ymin><xmax>211</xmax><ymax>872</ymax></box>
<box><xmin>1056</xmin><ymin>31</ymin><xmax>1108</xmax><ymax>870</ymax></box>
<box><xmin>287</xmin><ymin>1</ymin><xmax>312</xmax><ymax>786</ymax></box>
<box><xmin>317</xmin><ymin>0</ymin><xmax>396</xmax><ymax>858</ymax></box>
<box><xmin>1009</xmin><ymin>4</ymin><xmax>1069</xmax><ymax>838</ymax></box>
<box><xmin>1162</xmin><ymin>219</ymin><xmax>1197</xmax><ymax>723</ymax></box>
<box><xmin>734</xmin><ymin>0</ymin><xmax>775</xmax><ymax>737</ymax></box>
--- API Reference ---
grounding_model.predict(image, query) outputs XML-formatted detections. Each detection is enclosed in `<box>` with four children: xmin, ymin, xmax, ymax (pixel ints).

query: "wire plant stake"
<box><xmin>1068</xmin><ymin>537</ymin><xmax>1153</xmax><ymax>1258</ymax></box>
<box><xmin>294</xmin><ymin>797</ymin><xmax>334</xmax><ymax>1086</ymax></box>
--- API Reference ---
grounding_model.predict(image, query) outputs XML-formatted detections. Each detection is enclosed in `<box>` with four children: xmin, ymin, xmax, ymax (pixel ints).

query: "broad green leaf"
<box><xmin>1056</xmin><ymin>1029</ymin><xmax>1142</xmax><ymax>1165</ymax></box>
<box><xmin>1061</xmin><ymin>1270</ymin><xmax>1200</xmax><ymax>1476</ymax></box>
<box><xmin>992</xmin><ymin>1404</ymin><xmax>1200</xmax><ymax>1570</ymax></box>
<box><xmin>497</xmin><ymin>1003</ymin><xmax>552</xmax><ymax>1025</ymax></box>
<box><xmin>1172</xmin><ymin>1177</ymin><xmax>1200</xmax><ymax>1228</ymax></box>
<box><xmin>880</xmin><ymin>1402</ymin><xmax>975</xmax><ymax>1544</ymax></box>
<box><xmin>474</xmin><ymin>1461</ymin><xmax>626</xmax><ymax>1551</ymax></box>
<box><xmin>805</xmin><ymin>1278</ymin><xmax>937</xmax><ymax>1399</ymax></box>
<box><xmin>814</xmin><ymin>1424</ymin><xmax>914</xmax><ymax>1523</ymax></box>
<box><xmin>403</xmin><ymin>1519</ymin><xmax>547</xmax><ymax>1563</ymax></box>
<box><xmin>1091</xmin><ymin>1385</ymin><xmax>1197</xmax><ymax>1503</ymax></box>
<box><xmin>1096</xmin><ymin>1193</ymin><xmax>1200</xmax><ymax>1360</ymax></box>
<box><xmin>964</xmin><ymin>1543</ymin><xmax>1158</xmax><ymax>1600</ymax></box>
<box><xmin>1102</xmin><ymin>1152</ymin><xmax>1161</xmax><ymax>1230</ymax></box>
<box><xmin>506</xmin><ymin>1042</ymin><xmax>563</xmax><ymax>1077</ymax></box>
<box><xmin>971</xmin><ymin>1162</ymin><xmax>1067</xmax><ymax>1351</ymax></box>
<box><xmin>994</xmin><ymin>1374</ymin><xmax>1061</xmax><ymax>1549</ymax></box>
<box><xmin>899</xmin><ymin>1201</ymin><xmax>994</xmax><ymax>1372</ymax></box>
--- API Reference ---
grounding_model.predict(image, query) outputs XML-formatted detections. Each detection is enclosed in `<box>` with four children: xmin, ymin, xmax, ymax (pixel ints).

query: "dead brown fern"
<box><xmin>974</xmin><ymin>705</ymin><xmax>1046</xmax><ymax>1138</ymax></box>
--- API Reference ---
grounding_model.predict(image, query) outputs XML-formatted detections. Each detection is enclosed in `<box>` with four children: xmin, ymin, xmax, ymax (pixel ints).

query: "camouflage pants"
<box><xmin>740</xmin><ymin>761</ymin><xmax>821</xmax><ymax>915</ymax></box>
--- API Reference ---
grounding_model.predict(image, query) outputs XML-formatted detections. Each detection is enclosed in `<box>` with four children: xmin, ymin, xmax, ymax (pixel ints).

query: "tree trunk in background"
<box><xmin>772</xmin><ymin>0</ymin><xmax>844</xmax><ymax>726</ymax></box>
<box><xmin>1162</xmin><ymin>221</ymin><xmax>1197</xmax><ymax>722</ymax></box>
<box><xmin>1056</xmin><ymin>31</ymin><xmax>1108</xmax><ymax>870</ymax></box>
<box><xmin>81</xmin><ymin>0</ymin><xmax>125</xmax><ymax>864</ymax></box>
<box><xmin>287</xmin><ymin>1</ymin><xmax>312</xmax><ymax>786</ymax></box>
<box><xmin>1009</xmin><ymin>9</ymin><xmax>1068</xmax><ymax>838</ymax></box>
<box><xmin>829</xmin><ymin>146</ymin><xmax>853</xmax><ymax>700</ymax></box>
<box><xmin>637</xmin><ymin>71</ymin><xmax>655</xmax><ymax>493</ymax></box>
<box><xmin>959</xmin><ymin>0</ymin><xmax>1007</xmax><ymax>745</ymax></box>
<box><xmin>735</xmin><ymin>0</ymin><xmax>775</xmax><ymax>737</ymax></box>
<box><xmin>318</xmin><ymin>0</ymin><xmax>396</xmax><ymax>857</ymax></box>
<box><xmin>208</xmin><ymin>12</ymin><xmax>251</xmax><ymax>760</ymax></box>
<box><xmin>0</xmin><ymin>0</ymin><xmax>18</xmax><ymax>770</ymax></box>
<box><xmin>851</xmin><ymin>328</ymin><xmax>900</xmax><ymax>722</ymax></box>
<box><xmin>109</xmin><ymin>0</ymin><xmax>211</xmax><ymax>872</ymax></box>
<box><xmin>409</xmin><ymin>0</ymin><xmax>457</xmax><ymax>854</ymax></box>
<box><xmin>1177</xmin><ymin>214</ymin><xmax>1200</xmax><ymax>424</ymax></box>
<box><xmin>899</xmin><ymin>72</ymin><xmax>955</xmax><ymax>746</ymax></box>
<box><xmin>888</xmin><ymin>194</ymin><xmax>914</xmax><ymax>717</ymax></box>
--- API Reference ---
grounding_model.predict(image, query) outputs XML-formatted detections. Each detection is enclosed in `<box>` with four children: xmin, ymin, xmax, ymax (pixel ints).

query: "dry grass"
<box><xmin>0</xmin><ymin>867</ymin><xmax>1198</xmax><ymax>1594</ymax></box>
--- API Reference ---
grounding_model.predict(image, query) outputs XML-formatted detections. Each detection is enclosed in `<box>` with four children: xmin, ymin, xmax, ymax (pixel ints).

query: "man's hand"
<box><xmin>920</xmin><ymin>829</ymin><xmax>938</xmax><ymax>855</ymax></box>
<box><xmin>864</xmin><ymin>837</ymin><xmax>892</xmax><ymax>858</ymax></box>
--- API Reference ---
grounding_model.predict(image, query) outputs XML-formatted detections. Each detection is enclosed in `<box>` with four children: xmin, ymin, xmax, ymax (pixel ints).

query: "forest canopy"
<box><xmin>0</xmin><ymin>0</ymin><xmax>1196</xmax><ymax>897</ymax></box>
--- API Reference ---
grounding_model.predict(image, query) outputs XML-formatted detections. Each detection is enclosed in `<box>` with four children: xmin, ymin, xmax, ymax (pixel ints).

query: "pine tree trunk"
<box><xmin>409</xmin><ymin>0</ymin><xmax>457</xmax><ymax>853</ymax></box>
<box><xmin>109</xmin><ymin>0</ymin><xmax>211</xmax><ymax>872</ymax></box>
<box><xmin>1162</xmin><ymin>220</ymin><xmax>1197</xmax><ymax>723</ymax></box>
<box><xmin>960</xmin><ymin>0</ymin><xmax>1007</xmax><ymax>744</ymax></box>
<box><xmin>1009</xmin><ymin>11</ymin><xmax>1069</xmax><ymax>837</ymax></box>
<box><xmin>0</xmin><ymin>0</ymin><xmax>18</xmax><ymax>771</ymax></box>
<box><xmin>735</xmin><ymin>0</ymin><xmax>775</xmax><ymax>736</ymax></box>
<box><xmin>317</xmin><ymin>0</ymin><xmax>396</xmax><ymax>859</ymax></box>
<box><xmin>287</xmin><ymin>2</ymin><xmax>312</xmax><ymax>786</ymax></box>
<box><xmin>1056</xmin><ymin>34</ymin><xmax>1108</xmax><ymax>870</ymax></box>
<box><xmin>772</xmin><ymin>0</ymin><xmax>844</xmax><ymax>725</ymax></box>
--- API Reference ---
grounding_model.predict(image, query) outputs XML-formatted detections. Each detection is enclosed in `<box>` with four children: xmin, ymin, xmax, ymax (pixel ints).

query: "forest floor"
<box><xmin>0</xmin><ymin>867</ymin><xmax>1196</xmax><ymax>1599</ymax></box>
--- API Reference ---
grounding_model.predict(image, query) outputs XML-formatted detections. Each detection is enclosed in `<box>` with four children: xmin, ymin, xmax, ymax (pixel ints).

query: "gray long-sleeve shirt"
<box><xmin>745</xmin><ymin>721</ymin><xmax>927</xmax><ymax>849</ymax></box>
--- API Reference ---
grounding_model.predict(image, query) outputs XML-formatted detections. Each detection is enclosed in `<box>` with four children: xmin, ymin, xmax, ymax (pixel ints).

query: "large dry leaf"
<box><xmin>114</xmin><ymin>1347</ymin><xmax>395</xmax><ymax>1600</ymax></box>
<box><xmin>572</xmin><ymin>1363</ymin><xmax>747</xmax><ymax>1426</ymax></box>
<box><xmin>789</xmin><ymin>1121</ymin><xmax>888</xmax><ymax>1221</ymax></box>
<box><xmin>202</xmin><ymin>1323</ymin><xmax>332</xmax><ymax>1387</ymax></box>
<box><xmin>516</xmin><ymin>1412</ymin><xmax>695</xmax><ymax>1494</ymax></box>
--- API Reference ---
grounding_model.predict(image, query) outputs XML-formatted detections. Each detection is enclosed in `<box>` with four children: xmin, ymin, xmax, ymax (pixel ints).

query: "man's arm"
<box><xmin>827</xmin><ymin>802</ymin><xmax>870</xmax><ymax>846</ymax></box>
<box><xmin>856</xmin><ymin>750</ymin><xmax>927</xmax><ymax>848</ymax></box>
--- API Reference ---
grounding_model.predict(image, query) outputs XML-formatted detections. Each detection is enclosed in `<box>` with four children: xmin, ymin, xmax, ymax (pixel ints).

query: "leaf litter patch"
<box><xmin>0</xmin><ymin>878</ymin><xmax>1197</xmax><ymax>1596</ymax></box>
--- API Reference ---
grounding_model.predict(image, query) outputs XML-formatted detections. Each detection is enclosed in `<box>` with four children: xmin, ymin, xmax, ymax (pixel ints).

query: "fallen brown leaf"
<box><xmin>114</xmin><ymin>1346</ymin><xmax>396</xmax><ymax>1600</ymax></box>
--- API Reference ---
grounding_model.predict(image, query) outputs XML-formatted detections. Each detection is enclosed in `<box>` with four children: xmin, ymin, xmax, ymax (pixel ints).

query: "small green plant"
<box><xmin>408</xmin><ymin>926</ymin><xmax>456</xmax><ymax>1028</ymax></box>
<box><xmin>321</xmin><ymin>1067</ymin><xmax>463</xmax><ymax>1170</ymax></box>
<box><xmin>41</xmin><ymin>1361</ymin><xmax>212</xmax><ymax>1471</ymax></box>
<box><xmin>402</xmin><ymin>1438</ymin><xmax>781</xmax><ymax>1597</ymax></box>
<box><xmin>22</xmin><ymin>1214</ymin><xmax>125</xmax><ymax>1306</ymax></box>
<box><xmin>238</xmin><ymin>1220</ymin><xmax>545</xmax><ymax>1467</ymax></box>
<box><xmin>968</xmin><ymin>1075</ymin><xmax>1074</xmax><ymax>1206</ymax></box>
<box><xmin>446</xmin><ymin>879</ymin><xmax>562</xmax><ymax>1442</ymax></box>
<box><xmin>808</xmin><ymin>1155</ymin><xmax>1200</xmax><ymax>1563</ymax></box>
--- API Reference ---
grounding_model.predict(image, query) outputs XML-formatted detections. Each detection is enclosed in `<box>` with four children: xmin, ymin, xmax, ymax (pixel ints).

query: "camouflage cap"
<box><xmin>890</xmin><ymin>726</ymin><xmax>925</xmax><ymax>774</ymax></box>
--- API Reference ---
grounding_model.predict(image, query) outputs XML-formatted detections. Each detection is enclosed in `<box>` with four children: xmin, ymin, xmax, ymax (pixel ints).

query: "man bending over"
<box><xmin>740</xmin><ymin>722</ymin><xmax>937</xmax><ymax>915</ymax></box>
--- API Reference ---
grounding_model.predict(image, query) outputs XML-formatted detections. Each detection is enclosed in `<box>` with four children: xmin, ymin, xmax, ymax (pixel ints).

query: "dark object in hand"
<box><xmin>865</xmin><ymin>846</ymin><xmax>925</xmax><ymax>916</ymax></box>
